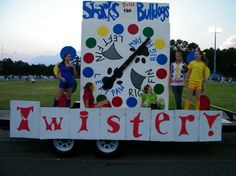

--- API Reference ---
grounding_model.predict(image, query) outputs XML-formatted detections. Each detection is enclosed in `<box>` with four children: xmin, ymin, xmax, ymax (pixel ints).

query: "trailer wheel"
<box><xmin>51</xmin><ymin>139</ymin><xmax>77</xmax><ymax>156</ymax></box>
<box><xmin>95</xmin><ymin>140</ymin><xmax>120</xmax><ymax>157</ymax></box>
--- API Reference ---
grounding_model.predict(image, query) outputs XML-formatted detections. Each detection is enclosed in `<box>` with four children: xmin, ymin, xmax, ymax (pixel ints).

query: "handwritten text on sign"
<box><xmin>10</xmin><ymin>101</ymin><xmax>222</xmax><ymax>141</ymax></box>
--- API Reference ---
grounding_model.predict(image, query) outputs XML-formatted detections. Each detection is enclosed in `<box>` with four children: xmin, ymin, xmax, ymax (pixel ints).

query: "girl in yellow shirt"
<box><xmin>184</xmin><ymin>50</ymin><xmax>207</xmax><ymax>110</ymax></box>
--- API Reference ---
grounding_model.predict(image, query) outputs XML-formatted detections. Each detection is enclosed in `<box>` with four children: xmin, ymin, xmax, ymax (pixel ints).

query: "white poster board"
<box><xmin>10</xmin><ymin>100</ymin><xmax>40</xmax><ymax>139</ymax></box>
<box><xmin>174</xmin><ymin>110</ymin><xmax>199</xmax><ymax>142</ymax></box>
<box><xmin>40</xmin><ymin>107</ymin><xmax>70</xmax><ymax>139</ymax></box>
<box><xmin>151</xmin><ymin>110</ymin><xmax>175</xmax><ymax>141</ymax></box>
<box><xmin>199</xmin><ymin>111</ymin><xmax>222</xmax><ymax>141</ymax></box>
<box><xmin>70</xmin><ymin>108</ymin><xmax>100</xmax><ymax>139</ymax></box>
<box><xmin>81</xmin><ymin>1</ymin><xmax>170</xmax><ymax>109</ymax></box>
<box><xmin>126</xmin><ymin>108</ymin><xmax>151</xmax><ymax>141</ymax></box>
<box><xmin>100</xmin><ymin>108</ymin><xmax>126</xmax><ymax>140</ymax></box>
<box><xmin>10</xmin><ymin>101</ymin><xmax>223</xmax><ymax>142</ymax></box>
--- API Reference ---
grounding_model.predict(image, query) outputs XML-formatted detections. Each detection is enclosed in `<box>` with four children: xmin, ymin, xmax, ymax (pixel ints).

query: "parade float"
<box><xmin>10</xmin><ymin>1</ymin><xmax>222</xmax><ymax>156</ymax></box>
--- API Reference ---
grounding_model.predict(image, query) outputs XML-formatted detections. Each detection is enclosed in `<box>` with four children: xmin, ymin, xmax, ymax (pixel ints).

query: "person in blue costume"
<box><xmin>53</xmin><ymin>53</ymin><xmax>77</xmax><ymax>107</ymax></box>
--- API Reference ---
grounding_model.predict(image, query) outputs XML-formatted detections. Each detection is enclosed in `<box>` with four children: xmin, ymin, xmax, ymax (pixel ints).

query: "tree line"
<box><xmin>0</xmin><ymin>39</ymin><xmax>236</xmax><ymax>77</ymax></box>
<box><xmin>0</xmin><ymin>59</ymin><xmax>54</xmax><ymax>76</ymax></box>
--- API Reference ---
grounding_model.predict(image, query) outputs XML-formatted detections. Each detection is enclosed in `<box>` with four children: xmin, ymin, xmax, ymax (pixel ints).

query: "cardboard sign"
<box><xmin>40</xmin><ymin>107</ymin><xmax>70</xmax><ymax>139</ymax></box>
<box><xmin>100</xmin><ymin>108</ymin><xmax>126</xmax><ymax>140</ymax></box>
<box><xmin>10</xmin><ymin>100</ymin><xmax>40</xmax><ymax>139</ymax></box>
<box><xmin>126</xmin><ymin>108</ymin><xmax>151</xmax><ymax>141</ymax></box>
<box><xmin>81</xmin><ymin>1</ymin><xmax>170</xmax><ymax>109</ymax></box>
<box><xmin>70</xmin><ymin>108</ymin><xmax>100</xmax><ymax>140</ymax></box>
<box><xmin>10</xmin><ymin>101</ymin><xmax>223</xmax><ymax>142</ymax></box>
<box><xmin>174</xmin><ymin>110</ymin><xmax>199</xmax><ymax>142</ymax></box>
<box><xmin>199</xmin><ymin>111</ymin><xmax>222</xmax><ymax>141</ymax></box>
<box><xmin>151</xmin><ymin>110</ymin><xmax>175</xmax><ymax>141</ymax></box>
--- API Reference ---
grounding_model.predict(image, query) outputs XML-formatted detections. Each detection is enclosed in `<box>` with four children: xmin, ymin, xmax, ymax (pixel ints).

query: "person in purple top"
<box><xmin>53</xmin><ymin>53</ymin><xmax>77</xmax><ymax>107</ymax></box>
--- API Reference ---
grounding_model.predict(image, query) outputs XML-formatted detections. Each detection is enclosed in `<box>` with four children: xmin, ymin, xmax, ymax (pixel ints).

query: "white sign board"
<box><xmin>81</xmin><ymin>1</ymin><xmax>170</xmax><ymax>109</ymax></box>
<box><xmin>10</xmin><ymin>100</ymin><xmax>40</xmax><ymax>139</ymax></box>
<box><xmin>10</xmin><ymin>101</ymin><xmax>223</xmax><ymax>142</ymax></box>
<box><xmin>199</xmin><ymin>111</ymin><xmax>222</xmax><ymax>141</ymax></box>
<box><xmin>40</xmin><ymin>107</ymin><xmax>70</xmax><ymax>139</ymax></box>
<box><xmin>100</xmin><ymin>108</ymin><xmax>126</xmax><ymax>140</ymax></box>
<box><xmin>126</xmin><ymin>108</ymin><xmax>151</xmax><ymax>141</ymax></box>
<box><xmin>70</xmin><ymin>108</ymin><xmax>100</xmax><ymax>139</ymax></box>
<box><xmin>174</xmin><ymin>110</ymin><xmax>199</xmax><ymax>142</ymax></box>
<box><xmin>151</xmin><ymin>110</ymin><xmax>175</xmax><ymax>141</ymax></box>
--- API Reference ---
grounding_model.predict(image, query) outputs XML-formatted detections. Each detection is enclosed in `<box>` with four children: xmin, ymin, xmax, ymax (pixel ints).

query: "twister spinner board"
<box><xmin>81</xmin><ymin>1</ymin><xmax>170</xmax><ymax>109</ymax></box>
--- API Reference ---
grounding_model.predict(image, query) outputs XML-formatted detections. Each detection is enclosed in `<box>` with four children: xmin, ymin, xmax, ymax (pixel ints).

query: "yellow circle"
<box><xmin>176</xmin><ymin>70</ymin><xmax>180</xmax><ymax>73</ymax></box>
<box><xmin>53</xmin><ymin>63</ymin><xmax>59</xmax><ymax>76</ymax></box>
<box><xmin>97</xmin><ymin>26</ymin><xmax>109</xmax><ymax>37</ymax></box>
<box><xmin>154</xmin><ymin>39</ymin><xmax>165</xmax><ymax>49</ymax></box>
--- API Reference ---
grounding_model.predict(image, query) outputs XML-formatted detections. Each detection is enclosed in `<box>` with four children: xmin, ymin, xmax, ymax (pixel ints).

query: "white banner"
<box><xmin>10</xmin><ymin>101</ymin><xmax>222</xmax><ymax>142</ymax></box>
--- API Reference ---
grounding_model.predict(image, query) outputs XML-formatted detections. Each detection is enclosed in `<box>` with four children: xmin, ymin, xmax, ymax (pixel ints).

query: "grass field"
<box><xmin>0</xmin><ymin>79</ymin><xmax>236</xmax><ymax>111</ymax></box>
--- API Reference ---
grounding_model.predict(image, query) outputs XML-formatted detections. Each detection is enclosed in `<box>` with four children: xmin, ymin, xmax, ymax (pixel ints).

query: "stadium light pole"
<box><xmin>208</xmin><ymin>26</ymin><xmax>222</xmax><ymax>74</ymax></box>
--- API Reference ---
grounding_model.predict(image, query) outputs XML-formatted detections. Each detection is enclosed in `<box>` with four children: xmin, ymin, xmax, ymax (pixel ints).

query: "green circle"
<box><xmin>143</xmin><ymin>27</ymin><xmax>154</xmax><ymax>38</ymax></box>
<box><xmin>154</xmin><ymin>84</ymin><xmax>164</xmax><ymax>94</ymax></box>
<box><xmin>86</xmin><ymin>37</ymin><xmax>97</xmax><ymax>48</ymax></box>
<box><xmin>96</xmin><ymin>94</ymin><xmax>107</xmax><ymax>103</ymax></box>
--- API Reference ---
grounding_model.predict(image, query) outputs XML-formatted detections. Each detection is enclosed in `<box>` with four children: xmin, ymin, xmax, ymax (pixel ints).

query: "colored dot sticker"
<box><xmin>143</xmin><ymin>27</ymin><xmax>154</xmax><ymax>37</ymax></box>
<box><xmin>156</xmin><ymin>54</ymin><xmax>168</xmax><ymax>65</ymax></box>
<box><xmin>154</xmin><ymin>84</ymin><xmax>164</xmax><ymax>94</ymax></box>
<box><xmin>86</xmin><ymin>38</ymin><xmax>96</xmax><ymax>48</ymax></box>
<box><xmin>83</xmin><ymin>53</ymin><xmax>94</xmax><ymax>64</ymax></box>
<box><xmin>112</xmin><ymin>96</ymin><xmax>123</xmax><ymax>107</ymax></box>
<box><xmin>82</xmin><ymin>67</ymin><xmax>94</xmax><ymax>78</ymax></box>
<box><xmin>97</xmin><ymin>26</ymin><xmax>109</xmax><ymax>37</ymax></box>
<box><xmin>156</xmin><ymin>69</ymin><xmax>167</xmax><ymax>79</ymax></box>
<box><xmin>154</xmin><ymin>39</ymin><xmax>166</xmax><ymax>49</ymax></box>
<box><xmin>128</xmin><ymin>24</ymin><xmax>139</xmax><ymax>35</ymax></box>
<box><xmin>113</xmin><ymin>24</ymin><xmax>124</xmax><ymax>35</ymax></box>
<box><xmin>96</xmin><ymin>94</ymin><xmax>107</xmax><ymax>103</ymax></box>
<box><xmin>126</xmin><ymin>97</ymin><xmax>138</xmax><ymax>107</ymax></box>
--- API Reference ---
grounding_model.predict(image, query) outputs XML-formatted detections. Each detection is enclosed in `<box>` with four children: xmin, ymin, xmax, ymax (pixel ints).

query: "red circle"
<box><xmin>83</xmin><ymin>53</ymin><xmax>94</xmax><ymax>64</ymax></box>
<box><xmin>128</xmin><ymin>24</ymin><xmax>139</xmax><ymax>35</ymax></box>
<box><xmin>112</xmin><ymin>96</ymin><xmax>123</xmax><ymax>107</ymax></box>
<box><xmin>188</xmin><ymin>115</ymin><xmax>195</xmax><ymax>122</ymax></box>
<box><xmin>156</xmin><ymin>69</ymin><xmax>167</xmax><ymax>79</ymax></box>
<box><xmin>208</xmin><ymin>130</ymin><xmax>214</xmax><ymax>137</ymax></box>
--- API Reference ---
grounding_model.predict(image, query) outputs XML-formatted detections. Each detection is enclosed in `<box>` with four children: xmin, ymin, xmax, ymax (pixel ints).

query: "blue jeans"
<box><xmin>172</xmin><ymin>86</ymin><xmax>183</xmax><ymax>109</ymax></box>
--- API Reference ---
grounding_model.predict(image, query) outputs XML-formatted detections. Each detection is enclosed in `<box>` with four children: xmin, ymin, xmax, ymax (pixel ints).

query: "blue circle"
<box><xmin>83</xmin><ymin>67</ymin><xmax>94</xmax><ymax>78</ymax></box>
<box><xmin>156</xmin><ymin>54</ymin><xmax>168</xmax><ymax>65</ymax></box>
<box><xmin>113</xmin><ymin>24</ymin><xmax>124</xmax><ymax>35</ymax></box>
<box><xmin>126</xmin><ymin>97</ymin><xmax>138</xmax><ymax>107</ymax></box>
<box><xmin>60</xmin><ymin>46</ymin><xmax>76</xmax><ymax>60</ymax></box>
<box><xmin>186</xmin><ymin>51</ymin><xmax>195</xmax><ymax>64</ymax></box>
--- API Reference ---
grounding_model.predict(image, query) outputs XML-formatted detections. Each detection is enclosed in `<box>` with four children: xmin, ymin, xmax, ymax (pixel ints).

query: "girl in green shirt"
<box><xmin>141</xmin><ymin>84</ymin><xmax>164</xmax><ymax>109</ymax></box>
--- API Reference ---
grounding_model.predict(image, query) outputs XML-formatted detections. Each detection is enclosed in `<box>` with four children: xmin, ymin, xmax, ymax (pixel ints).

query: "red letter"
<box><xmin>43</xmin><ymin>116</ymin><xmax>63</xmax><ymax>131</ymax></box>
<box><xmin>107</xmin><ymin>115</ymin><xmax>120</xmax><ymax>133</ymax></box>
<box><xmin>17</xmin><ymin>106</ymin><xmax>34</xmax><ymax>131</ymax></box>
<box><xmin>178</xmin><ymin>115</ymin><xmax>195</xmax><ymax>136</ymax></box>
<box><xmin>78</xmin><ymin>111</ymin><xmax>89</xmax><ymax>132</ymax></box>
<box><xmin>203</xmin><ymin>112</ymin><xmax>220</xmax><ymax>137</ymax></box>
<box><xmin>155</xmin><ymin>112</ymin><xmax>170</xmax><ymax>135</ymax></box>
<box><xmin>130</xmin><ymin>112</ymin><xmax>143</xmax><ymax>138</ymax></box>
